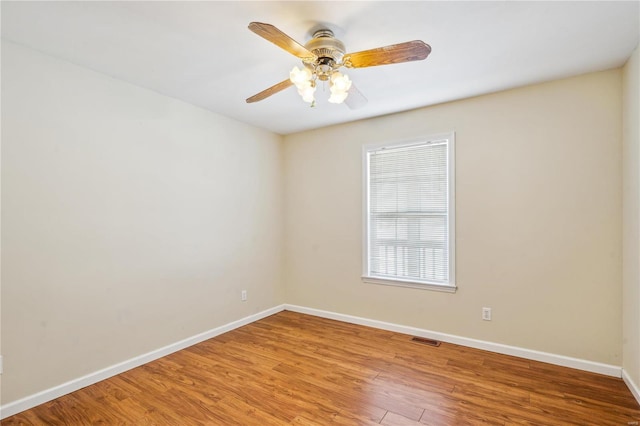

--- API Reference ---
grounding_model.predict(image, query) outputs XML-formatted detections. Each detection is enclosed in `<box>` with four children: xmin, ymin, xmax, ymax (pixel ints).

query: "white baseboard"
<box><xmin>623</xmin><ymin>369</ymin><xmax>640</xmax><ymax>406</ymax></box>
<box><xmin>0</xmin><ymin>305</ymin><xmax>286</xmax><ymax>420</ymax></box>
<box><xmin>283</xmin><ymin>304</ymin><xmax>622</xmax><ymax>378</ymax></box>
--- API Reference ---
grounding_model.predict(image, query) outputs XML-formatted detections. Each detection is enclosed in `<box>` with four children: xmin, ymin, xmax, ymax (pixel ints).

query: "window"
<box><xmin>362</xmin><ymin>133</ymin><xmax>455</xmax><ymax>292</ymax></box>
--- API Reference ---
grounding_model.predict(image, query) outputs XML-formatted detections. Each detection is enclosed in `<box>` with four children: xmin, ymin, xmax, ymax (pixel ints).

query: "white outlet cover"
<box><xmin>482</xmin><ymin>307</ymin><xmax>492</xmax><ymax>321</ymax></box>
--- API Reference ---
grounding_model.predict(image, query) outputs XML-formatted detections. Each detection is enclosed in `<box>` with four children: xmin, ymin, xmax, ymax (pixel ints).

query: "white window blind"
<box><xmin>363</xmin><ymin>134</ymin><xmax>455</xmax><ymax>290</ymax></box>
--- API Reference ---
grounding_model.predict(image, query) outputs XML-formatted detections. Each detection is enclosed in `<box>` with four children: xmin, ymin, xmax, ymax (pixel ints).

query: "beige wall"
<box><xmin>0</xmin><ymin>41</ymin><xmax>284</xmax><ymax>404</ymax></box>
<box><xmin>623</xmin><ymin>43</ymin><xmax>640</xmax><ymax>388</ymax></box>
<box><xmin>284</xmin><ymin>70</ymin><xmax>623</xmax><ymax>365</ymax></box>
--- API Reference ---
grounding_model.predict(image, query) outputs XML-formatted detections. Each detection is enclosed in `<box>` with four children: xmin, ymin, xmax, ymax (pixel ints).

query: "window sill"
<box><xmin>361</xmin><ymin>276</ymin><xmax>457</xmax><ymax>293</ymax></box>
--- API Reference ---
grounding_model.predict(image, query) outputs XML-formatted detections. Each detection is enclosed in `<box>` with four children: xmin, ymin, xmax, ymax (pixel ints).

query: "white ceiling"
<box><xmin>2</xmin><ymin>1</ymin><xmax>638</xmax><ymax>135</ymax></box>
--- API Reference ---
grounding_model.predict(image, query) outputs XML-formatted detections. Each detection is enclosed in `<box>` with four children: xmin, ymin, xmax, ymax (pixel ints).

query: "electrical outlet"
<box><xmin>241</xmin><ymin>290</ymin><xmax>247</xmax><ymax>302</ymax></box>
<box><xmin>0</xmin><ymin>355</ymin><xmax>4</xmax><ymax>374</ymax></box>
<box><xmin>482</xmin><ymin>307</ymin><xmax>492</xmax><ymax>321</ymax></box>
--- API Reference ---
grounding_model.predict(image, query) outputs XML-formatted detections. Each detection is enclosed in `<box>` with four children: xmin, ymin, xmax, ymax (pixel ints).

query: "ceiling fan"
<box><xmin>245</xmin><ymin>22</ymin><xmax>431</xmax><ymax>109</ymax></box>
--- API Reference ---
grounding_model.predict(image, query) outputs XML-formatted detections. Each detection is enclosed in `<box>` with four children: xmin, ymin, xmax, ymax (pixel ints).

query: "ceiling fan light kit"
<box><xmin>246</xmin><ymin>22</ymin><xmax>431</xmax><ymax>109</ymax></box>
<box><xmin>289</xmin><ymin>65</ymin><xmax>352</xmax><ymax>106</ymax></box>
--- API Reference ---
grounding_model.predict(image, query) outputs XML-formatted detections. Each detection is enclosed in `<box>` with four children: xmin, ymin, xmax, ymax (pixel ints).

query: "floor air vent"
<box><xmin>411</xmin><ymin>336</ymin><xmax>441</xmax><ymax>347</ymax></box>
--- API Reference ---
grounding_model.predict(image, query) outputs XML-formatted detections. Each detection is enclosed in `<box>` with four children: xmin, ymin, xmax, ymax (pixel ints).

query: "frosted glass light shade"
<box><xmin>298</xmin><ymin>83</ymin><xmax>316</xmax><ymax>103</ymax></box>
<box><xmin>330</xmin><ymin>72</ymin><xmax>352</xmax><ymax>92</ymax></box>
<box><xmin>290</xmin><ymin>66</ymin><xmax>312</xmax><ymax>87</ymax></box>
<box><xmin>328</xmin><ymin>91</ymin><xmax>349</xmax><ymax>104</ymax></box>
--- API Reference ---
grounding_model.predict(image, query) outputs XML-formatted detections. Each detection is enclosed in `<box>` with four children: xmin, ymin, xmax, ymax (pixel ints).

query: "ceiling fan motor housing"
<box><xmin>304</xmin><ymin>29</ymin><xmax>346</xmax><ymax>80</ymax></box>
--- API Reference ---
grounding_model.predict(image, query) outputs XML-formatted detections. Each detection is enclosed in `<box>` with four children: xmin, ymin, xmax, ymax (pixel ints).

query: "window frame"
<box><xmin>362</xmin><ymin>132</ymin><xmax>456</xmax><ymax>293</ymax></box>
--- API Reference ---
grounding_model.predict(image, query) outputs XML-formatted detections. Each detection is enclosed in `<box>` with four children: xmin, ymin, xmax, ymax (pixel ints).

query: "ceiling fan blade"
<box><xmin>343</xmin><ymin>40</ymin><xmax>431</xmax><ymax>68</ymax></box>
<box><xmin>345</xmin><ymin>83</ymin><xmax>368</xmax><ymax>110</ymax></box>
<box><xmin>246</xmin><ymin>79</ymin><xmax>293</xmax><ymax>103</ymax></box>
<box><xmin>248</xmin><ymin>22</ymin><xmax>317</xmax><ymax>63</ymax></box>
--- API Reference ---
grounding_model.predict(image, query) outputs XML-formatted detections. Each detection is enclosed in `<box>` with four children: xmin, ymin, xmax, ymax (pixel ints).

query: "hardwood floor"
<box><xmin>4</xmin><ymin>310</ymin><xmax>640</xmax><ymax>425</ymax></box>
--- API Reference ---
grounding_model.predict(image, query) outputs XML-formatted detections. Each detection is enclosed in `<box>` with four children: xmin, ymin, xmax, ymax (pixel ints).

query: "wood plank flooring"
<box><xmin>4</xmin><ymin>310</ymin><xmax>640</xmax><ymax>425</ymax></box>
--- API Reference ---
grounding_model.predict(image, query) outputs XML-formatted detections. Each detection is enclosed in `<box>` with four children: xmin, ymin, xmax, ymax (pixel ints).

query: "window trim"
<box><xmin>361</xmin><ymin>133</ymin><xmax>456</xmax><ymax>292</ymax></box>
